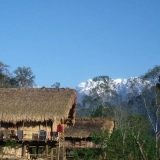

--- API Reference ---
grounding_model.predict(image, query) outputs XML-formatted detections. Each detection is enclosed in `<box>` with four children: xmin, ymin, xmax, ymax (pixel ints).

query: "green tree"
<box><xmin>140</xmin><ymin>65</ymin><xmax>160</xmax><ymax>155</ymax></box>
<box><xmin>5</xmin><ymin>76</ymin><xmax>19</xmax><ymax>87</ymax></box>
<box><xmin>51</xmin><ymin>82</ymin><xmax>60</xmax><ymax>88</ymax></box>
<box><xmin>0</xmin><ymin>61</ymin><xmax>10</xmax><ymax>87</ymax></box>
<box><xmin>14</xmin><ymin>66</ymin><xmax>35</xmax><ymax>87</ymax></box>
<box><xmin>0</xmin><ymin>61</ymin><xmax>9</xmax><ymax>75</ymax></box>
<box><xmin>126</xmin><ymin>66</ymin><xmax>160</xmax><ymax>157</ymax></box>
<box><xmin>107</xmin><ymin>129</ymin><xmax>157</xmax><ymax>160</ymax></box>
<box><xmin>81</xmin><ymin>76</ymin><xmax>118</xmax><ymax>117</ymax></box>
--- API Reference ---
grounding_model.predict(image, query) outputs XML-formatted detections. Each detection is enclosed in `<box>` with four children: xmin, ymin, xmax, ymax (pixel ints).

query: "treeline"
<box><xmin>0</xmin><ymin>61</ymin><xmax>35</xmax><ymax>88</ymax></box>
<box><xmin>75</xmin><ymin>65</ymin><xmax>160</xmax><ymax>160</ymax></box>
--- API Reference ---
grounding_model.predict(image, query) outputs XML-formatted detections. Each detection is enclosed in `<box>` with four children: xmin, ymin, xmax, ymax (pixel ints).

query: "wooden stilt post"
<box><xmin>45</xmin><ymin>121</ymin><xmax>47</xmax><ymax>140</ymax></box>
<box><xmin>52</xmin><ymin>120</ymin><xmax>54</xmax><ymax>140</ymax></box>
<box><xmin>22</xmin><ymin>121</ymin><xmax>24</xmax><ymax>141</ymax></box>
<box><xmin>62</xmin><ymin>118</ymin><xmax>66</xmax><ymax>160</ymax></box>
<box><xmin>15</xmin><ymin>146</ymin><xmax>17</xmax><ymax>157</ymax></box>
<box><xmin>22</xmin><ymin>144</ymin><xmax>26</xmax><ymax>157</ymax></box>
<box><xmin>50</xmin><ymin>147</ymin><xmax>54</xmax><ymax>160</ymax></box>
<box><xmin>45</xmin><ymin>145</ymin><xmax>48</xmax><ymax>158</ymax></box>
<box><xmin>56</xmin><ymin>145</ymin><xmax>59</xmax><ymax>160</ymax></box>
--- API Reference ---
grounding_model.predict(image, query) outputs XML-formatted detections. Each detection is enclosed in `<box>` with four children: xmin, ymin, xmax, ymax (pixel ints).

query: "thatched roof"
<box><xmin>64</xmin><ymin>118</ymin><xmax>114</xmax><ymax>138</ymax></box>
<box><xmin>0</xmin><ymin>88</ymin><xmax>76</xmax><ymax>123</ymax></box>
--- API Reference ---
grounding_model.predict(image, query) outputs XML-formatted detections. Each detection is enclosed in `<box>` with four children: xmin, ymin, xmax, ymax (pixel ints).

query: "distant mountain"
<box><xmin>76</xmin><ymin>77</ymin><xmax>150</xmax><ymax>104</ymax></box>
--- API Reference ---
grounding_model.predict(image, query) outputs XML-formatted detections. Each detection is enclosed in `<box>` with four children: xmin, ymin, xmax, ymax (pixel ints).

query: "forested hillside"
<box><xmin>75</xmin><ymin>65</ymin><xmax>160</xmax><ymax>159</ymax></box>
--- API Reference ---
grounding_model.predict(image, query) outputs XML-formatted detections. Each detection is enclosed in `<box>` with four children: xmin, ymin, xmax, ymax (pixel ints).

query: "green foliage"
<box><xmin>4</xmin><ymin>139</ymin><xmax>19</xmax><ymax>148</ymax></box>
<box><xmin>73</xmin><ymin>148</ymin><xmax>102</xmax><ymax>160</ymax></box>
<box><xmin>92</xmin><ymin>129</ymin><xmax>109</xmax><ymax>147</ymax></box>
<box><xmin>142</xmin><ymin>65</ymin><xmax>160</xmax><ymax>83</ymax></box>
<box><xmin>0</xmin><ymin>61</ymin><xmax>12</xmax><ymax>88</ymax></box>
<box><xmin>107</xmin><ymin>129</ymin><xmax>157</xmax><ymax>159</ymax></box>
<box><xmin>0</xmin><ymin>61</ymin><xmax>35</xmax><ymax>88</ymax></box>
<box><xmin>127</xmin><ymin>114</ymin><xmax>152</xmax><ymax>133</ymax></box>
<box><xmin>0</xmin><ymin>61</ymin><xmax>9</xmax><ymax>75</ymax></box>
<box><xmin>91</xmin><ymin>105</ymin><xmax>114</xmax><ymax>118</ymax></box>
<box><xmin>14</xmin><ymin>66</ymin><xmax>35</xmax><ymax>87</ymax></box>
<box><xmin>51</xmin><ymin>82</ymin><xmax>60</xmax><ymax>88</ymax></box>
<box><xmin>73</xmin><ymin>129</ymin><xmax>158</xmax><ymax>160</ymax></box>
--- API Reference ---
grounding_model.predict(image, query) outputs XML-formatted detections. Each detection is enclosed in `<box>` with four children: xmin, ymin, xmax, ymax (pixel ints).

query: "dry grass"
<box><xmin>65</xmin><ymin>118</ymin><xmax>114</xmax><ymax>138</ymax></box>
<box><xmin>0</xmin><ymin>88</ymin><xmax>76</xmax><ymax>123</ymax></box>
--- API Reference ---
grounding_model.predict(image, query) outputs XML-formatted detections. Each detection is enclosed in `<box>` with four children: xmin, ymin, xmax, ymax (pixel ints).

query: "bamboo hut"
<box><xmin>64</xmin><ymin>118</ymin><xmax>114</xmax><ymax>148</ymax></box>
<box><xmin>0</xmin><ymin>87</ymin><xmax>76</xmax><ymax>159</ymax></box>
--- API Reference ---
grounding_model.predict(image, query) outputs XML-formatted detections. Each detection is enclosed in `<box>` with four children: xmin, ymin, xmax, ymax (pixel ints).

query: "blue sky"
<box><xmin>0</xmin><ymin>0</ymin><xmax>160</xmax><ymax>88</ymax></box>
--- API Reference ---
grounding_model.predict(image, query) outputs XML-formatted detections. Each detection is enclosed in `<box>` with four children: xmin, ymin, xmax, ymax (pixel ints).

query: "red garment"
<box><xmin>50</xmin><ymin>132</ymin><xmax>53</xmax><ymax>136</ymax></box>
<box><xmin>57</xmin><ymin>124</ymin><xmax>63</xmax><ymax>132</ymax></box>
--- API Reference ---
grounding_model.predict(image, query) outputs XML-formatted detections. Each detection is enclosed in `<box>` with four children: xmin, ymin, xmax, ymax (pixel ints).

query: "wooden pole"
<box><xmin>50</xmin><ymin>148</ymin><xmax>53</xmax><ymax>159</ymax></box>
<box><xmin>45</xmin><ymin>145</ymin><xmax>48</xmax><ymax>158</ymax></box>
<box><xmin>46</xmin><ymin>121</ymin><xmax>47</xmax><ymax>133</ymax></box>
<box><xmin>56</xmin><ymin>145</ymin><xmax>59</xmax><ymax>160</ymax></box>
<box><xmin>63</xmin><ymin>118</ymin><xmax>66</xmax><ymax>160</ymax></box>
<box><xmin>22</xmin><ymin>144</ymin><xmax>26</xmax><ymax>157</ymax></box>
<box><xmin>52</xmin><ymin>120</ymin><xmax>54</xmax><ymax>140</ymax></box>
<box><xmin>15</xmin><ymin>146</ymin><xmax>17</xmax><ymax>157</ymax></box>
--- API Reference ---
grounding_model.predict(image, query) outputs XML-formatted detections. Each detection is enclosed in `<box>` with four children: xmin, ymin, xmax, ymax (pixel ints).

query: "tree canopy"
<box><xmin>0</xmin><ymin>61</ymin><xmax>35</xmax><ymax>88</ymax></box>
<box><xmin>14</xmin><ymin>66</ymin><xmax>35</xmax><ymax>87</ymax></box>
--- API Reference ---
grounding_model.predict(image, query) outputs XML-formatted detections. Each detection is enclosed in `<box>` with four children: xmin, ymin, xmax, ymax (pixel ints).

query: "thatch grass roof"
<box><xmin>0</xmin><ymin>88</ymin><xmax>76</xmax><ymax>123</ymax></box>
<box><xmin>64</xmin><ymin>118</ymin><xmax>114</xmax><ymax>138</ymax></box>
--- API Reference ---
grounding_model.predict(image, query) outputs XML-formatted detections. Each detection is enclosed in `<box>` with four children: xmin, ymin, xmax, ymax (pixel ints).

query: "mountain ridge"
<box><xmin>76</xmin><ymin>77</ymin><xmax>150</xmax><ymax>103</ymax></box>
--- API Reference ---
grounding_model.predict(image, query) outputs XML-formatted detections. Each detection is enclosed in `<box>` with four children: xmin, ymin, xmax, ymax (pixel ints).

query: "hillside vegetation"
<box><xmin>75</xmin><ymin>65</ymin><xmax>160</xmax><ymax>160</ymax></box>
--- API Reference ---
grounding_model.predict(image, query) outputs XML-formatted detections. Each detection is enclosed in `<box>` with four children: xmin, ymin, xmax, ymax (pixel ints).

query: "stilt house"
<box><xmin>0</xmin><ymin>88</ymin><xmax>76</xmax><ymax>159</ymax></box>
<box><xmin>64</xmin><ymin>118</ymin><xmax>114</xmax><ymax>149</ymax></box>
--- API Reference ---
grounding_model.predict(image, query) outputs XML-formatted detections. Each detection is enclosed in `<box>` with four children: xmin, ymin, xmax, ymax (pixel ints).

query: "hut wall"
<box><xmin>0</xmin><ymin>119</ymin><xmax>70</xmax><ymax>141</ymax></box>
<box><xmin>1</xmin><ymin>147</ymin><xmax>22</xmax><ymax>159</ymax></box>
<box><xmin>21</xmin><ymin>121</ymin><xmax>58</xmax><ymax>140</ymax></box>
<box><xmin>0</xmin><ymin>120</ymin><xmax>61</xmax><ymax>140</ymax></box>
<box><xmin>87</xmin><ymin>142</ymin><xmax>95</xmax><ymax>148</ymax></box>
<box><xmin>64</xmin><ymin>139</ymin><xmax>96</xmax><ymax>148</ymax></box>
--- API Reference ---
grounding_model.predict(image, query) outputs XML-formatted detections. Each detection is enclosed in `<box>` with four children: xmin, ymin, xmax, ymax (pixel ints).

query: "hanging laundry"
<box><xmin>39</xmin><ymin>130</ymin><xmax>46</xmax><ymax>140</ymax></box>
<box><xmin>17</xmin><ymin>130</ymin><xmax>23</xmax><ymax>139</ymax></box>
<box><xmin>39</xmin><ymin>130</ymin><xmax>46</xmax><ymax>136</ymax></box>
<box><xmin>57</xmin><ymin>124</ymin><xmax>63</xmax><ymax>132</ymax></box>
<box><xmin>50</xmin><ymin>131</ymin><xmax>53</xmax><ymax>137</ymax></box>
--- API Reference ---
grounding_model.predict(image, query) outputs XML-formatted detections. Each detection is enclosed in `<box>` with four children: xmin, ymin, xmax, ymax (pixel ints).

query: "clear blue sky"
<box><xmin>0</xmin><ymin>0</ymin><xmax>160</xmax><ymax>88</ymax></box>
